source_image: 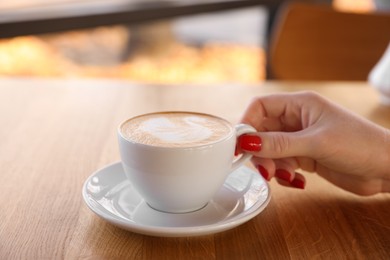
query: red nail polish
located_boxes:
[257,165,270,181]
[291,178,305,189]
[275,169,292,182]
[238,135,262,152]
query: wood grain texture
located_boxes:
[0,78,389,259]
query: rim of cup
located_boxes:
[118,111,236,150]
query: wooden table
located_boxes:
[0,78,389,259]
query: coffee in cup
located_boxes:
[118,111,256,213]
[120,112,233,147]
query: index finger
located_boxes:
[240,91,322,132]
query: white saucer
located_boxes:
[82,162,271,237]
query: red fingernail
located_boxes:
[275,169,292,182]
[291,178,305,189]
[257,165,270,181]
[238,135,262,152]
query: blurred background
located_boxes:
[0,0,387,84]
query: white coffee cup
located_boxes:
[118,111,256,213]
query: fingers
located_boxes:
[238,92,326,191]
[276,172,306,189]
[251,157,275,181]
[238,130,309,190]
[240,91,323,132]
[251,157,306,189]
[237,131,312,159]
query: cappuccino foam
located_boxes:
[120,112,233,147]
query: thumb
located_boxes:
[238,131,310,158]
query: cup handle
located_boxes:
[231,123,257,172]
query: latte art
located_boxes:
[140,116,213,143]
[120,112,233,147]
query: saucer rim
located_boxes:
[82,161,271,237]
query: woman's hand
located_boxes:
[238,91,390,195]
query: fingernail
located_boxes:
[275,169,292,182]
[291,178,305,189]
[238,135,262,152]
[257,165,270,181]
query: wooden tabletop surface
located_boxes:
[0,78,389,259]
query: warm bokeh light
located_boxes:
[0,0,374,83]
[116,43,264,84]
[0,36,74,76]
[333,0,375,13]
[0,26,265,84]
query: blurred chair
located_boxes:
[267,2,390,81]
